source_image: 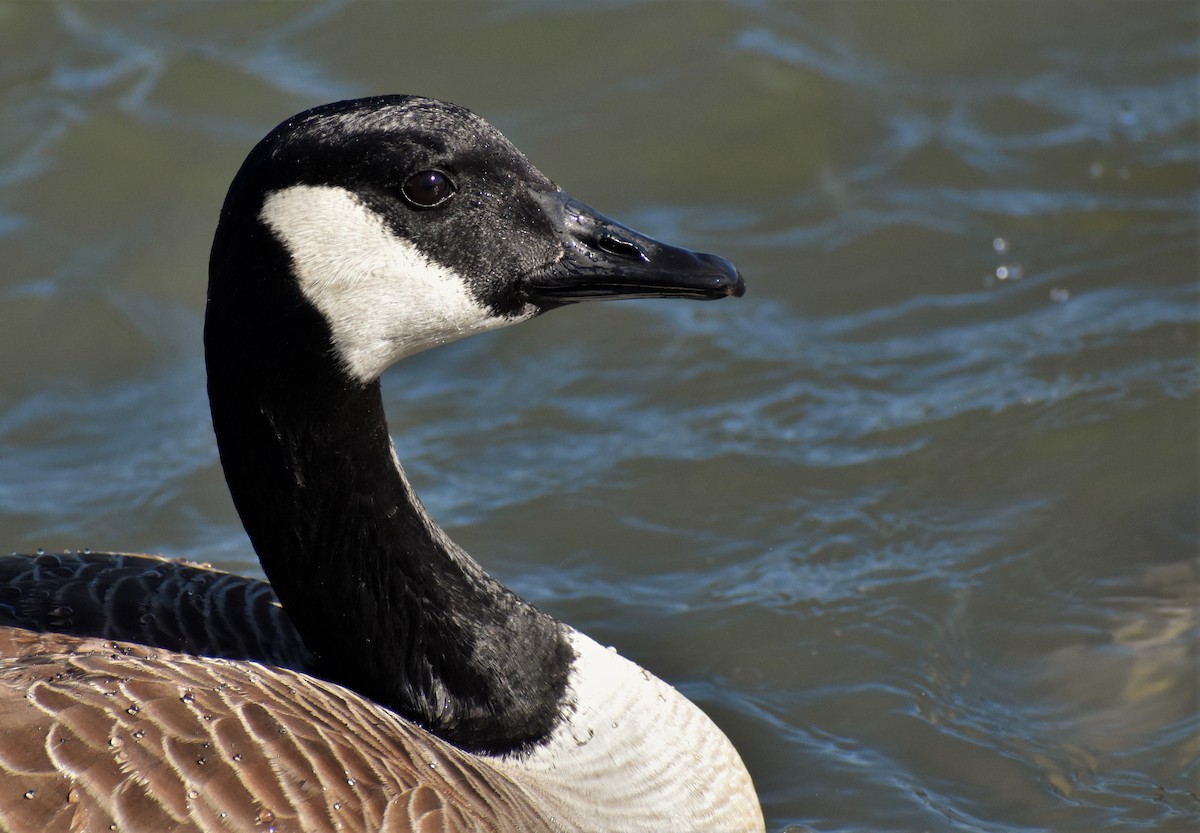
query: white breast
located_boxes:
[496,630,765,832]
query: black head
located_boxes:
[208,94,744,383]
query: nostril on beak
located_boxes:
[595,233,648,262]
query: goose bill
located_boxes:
[526,191,745,303]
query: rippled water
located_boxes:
[1,2,1196,831]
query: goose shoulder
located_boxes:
[0,553,758,831]
[0,551,310,670]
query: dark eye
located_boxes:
[401,170,455,209]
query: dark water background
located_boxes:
[1,2,1196,830]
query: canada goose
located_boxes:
[0,96,764,832]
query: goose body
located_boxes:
[0,96,764,832]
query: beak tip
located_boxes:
[729,270,747,299]
[706,254,745,299]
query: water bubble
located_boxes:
[1050,288,1070,303]
[992,237,1008,253]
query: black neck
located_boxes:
[204,241,570,755]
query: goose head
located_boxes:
[207,95,744,385]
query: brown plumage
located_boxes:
[0,553,553,833]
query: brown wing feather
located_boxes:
[0,629,555,832]
[0,558,557,833]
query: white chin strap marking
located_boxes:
[260,185,531,382]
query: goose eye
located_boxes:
[401,170,455,208]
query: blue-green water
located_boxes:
[1,2,1196,830]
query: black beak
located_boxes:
[525,189,745,305]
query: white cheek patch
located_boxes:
[260,185,533,382]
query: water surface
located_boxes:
[1,2,1196,830]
